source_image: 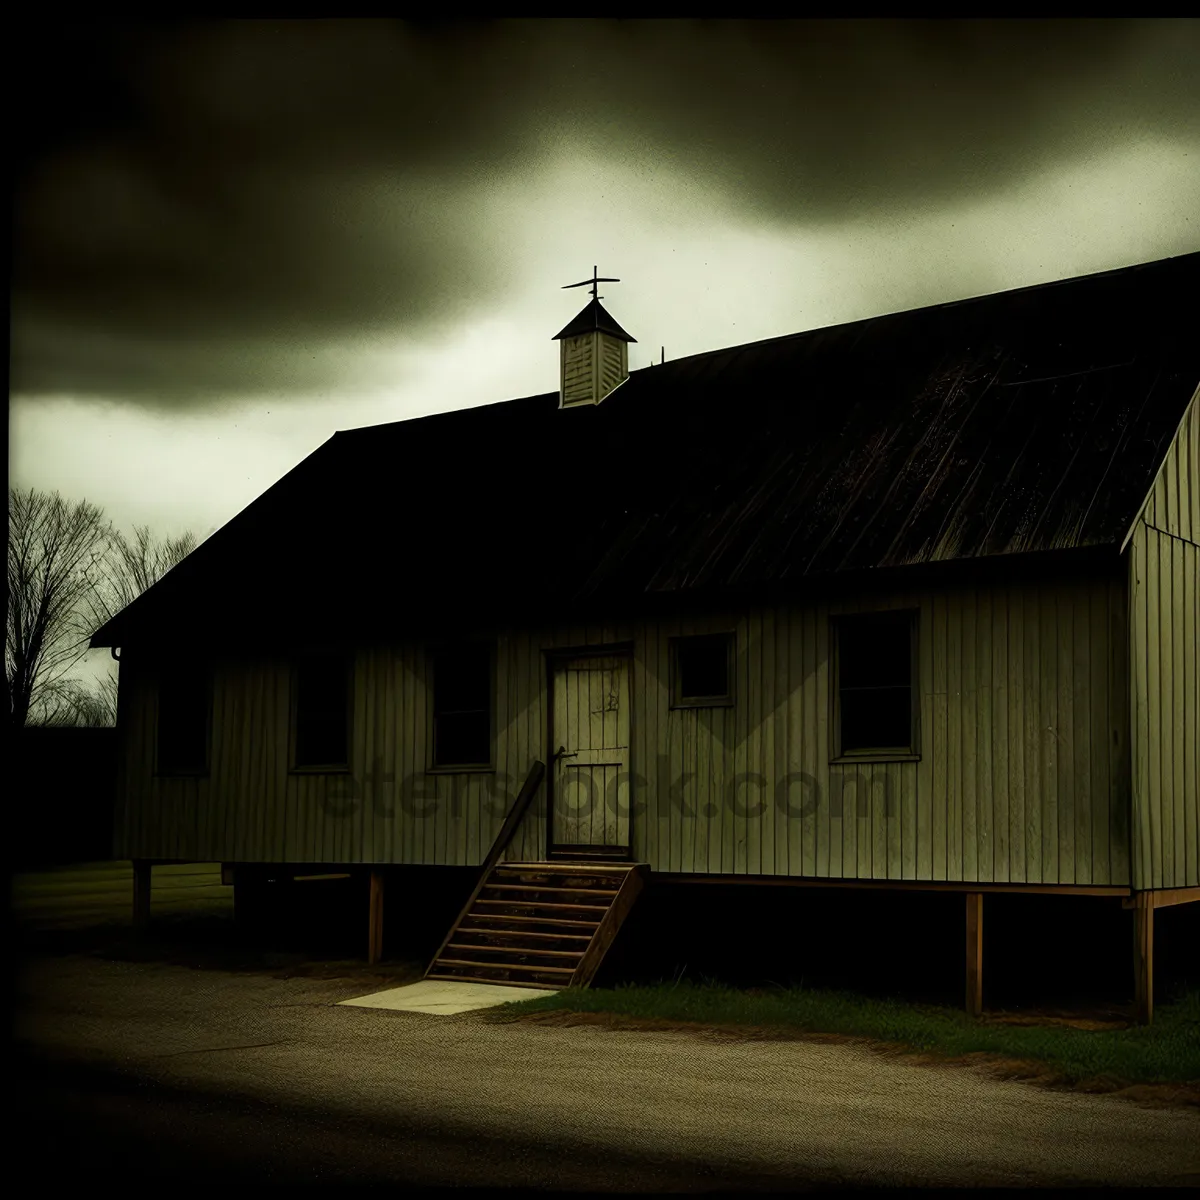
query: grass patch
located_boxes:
[493,980,1200,1088]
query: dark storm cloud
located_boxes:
[12,18,1199,405]
[606,19,1200,217]
[13,20,536,401]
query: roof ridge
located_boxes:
[333,252,1197,438]
[625,250,1200,374]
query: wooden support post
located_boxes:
[132,859,152,928]
[1133,891,1154,1025]
[965,891,983,1017]
[368,868,385,965]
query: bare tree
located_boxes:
[76,524,198,727]
[8,489,198,729]
[36,677,117,727]
[7,488,110,729]
[95,669,121,727]
[91,524,198,625]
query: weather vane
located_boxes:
[562,265,620,302]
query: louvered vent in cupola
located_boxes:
[553,267,637,408]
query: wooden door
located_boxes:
[550,653,631,856]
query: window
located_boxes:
[157,664,210,775]
[293,653,351,770]
[671,633,735,707]
[431,642,493,768]
[832,610,918,759]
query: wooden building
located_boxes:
[91,255,1199,1019]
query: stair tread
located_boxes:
[485,884,619,896]
[457,927,593,941]
[446,942,584,958]
[423,861,644,989]
[495,872,631,880]
[463,914,601,929]
[426,973,566,988]
[474,900,607,913]
[497,871,631,878]
[434,958,576,974]
[500,861,638,870]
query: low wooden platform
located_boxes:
[426,861,647,989]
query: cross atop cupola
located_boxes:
[562,265,620,302]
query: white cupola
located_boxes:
[552,267,637,408]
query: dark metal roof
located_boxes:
[92,252,1200,647]
[552,298,637,342]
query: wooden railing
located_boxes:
[424,758,546,978]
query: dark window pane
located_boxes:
[158,669,209,773]
[295,655,349,767]
[433,643,491,765]
[837,613,915,754]
[840,686,912,752]
[838,613,911,689]
[435,710,490,766]
[296,711,348,767]
[434,645,491,715]
[676,635,731,699]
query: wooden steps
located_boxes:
[426,861,646,989]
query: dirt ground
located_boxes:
[13,947,1200,1187]
[12,862,1200,1187]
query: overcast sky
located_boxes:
[11,17,1200,551]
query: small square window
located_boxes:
[293,653,351,769]
[832,611,918,758]
[432,642,493,768]
[671,633,734,707]
[157,665,210,775]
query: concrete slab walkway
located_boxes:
[338,978,558,1014]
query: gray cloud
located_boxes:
[12,18,1200,406]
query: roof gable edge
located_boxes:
[1119,380,1200,554]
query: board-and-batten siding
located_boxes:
[602,579,1129,885]
[1128,391,1200,890]
[116,576,1132,886]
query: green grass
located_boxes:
[494,980,1200,1087]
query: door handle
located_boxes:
[552,744,578,764]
